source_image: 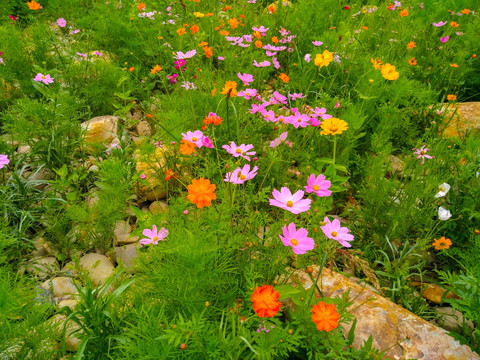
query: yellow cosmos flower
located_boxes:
[370,57,383,70]
[320,118,348,136]
[193,12,205,18]
[380,63,399,80]
[314,50,334,68]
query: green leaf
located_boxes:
[275,285,303,300]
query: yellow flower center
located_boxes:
[439,186,445,192]
[240,174,246,180]
[42,76,46,79]
[331,231,338,237]
[192,137,198,141]
[153,236,158,241]
[236,148,242,154]
[291,239,298,246]
[420,150,425,155]
[286,200,294,207]
[330,126,338,133]
[313,185,320,191]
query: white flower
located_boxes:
[438,206,452,221]
[435,183,451,198]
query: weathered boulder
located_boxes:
[136,120,152,137]
[439,102,480,137]
[79,253,114,286]
[58,299,78,311]
[149,200,170,215]
[435,307,474,333]
[26,257,59,279]
[134,146,172,201]
[114,244,140,272]
[410,282,459,304]
[114,220,138,245]
[294,267,479,360]
[41,277,78,298]
[81,115,118,145]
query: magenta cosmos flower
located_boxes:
[440,36,449,43]
[222,141,256,161]
[412,145,434,165]
[279,223,315,254]
[305,174,332,197]
[181,130,205,148]
[0,154,10,169]
[320,217,354,247]
[34,73,54,85]
[57,18,66,27]
[140,225,169,245]
[237,72,254,86]
[269,187,311,214]
[225,164,258,184]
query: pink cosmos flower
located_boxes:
[34,73,54,85]
[272,56,280,69]
[0,58,5,66]
[238,88,257,100]
[139,225,169,245]
[181,130,204,148]
[412,145,434,165]
[0,154,9,169]
[261,109,276,122]
[432,21,447,27]
[94,51,103,56]
[69,29,80,35]
[289,112,310,128]
[57,18,66,27]
[265,51,277,57]
[225,164,258,184]
[440,36,449,43]
[105,143,121,155]
[252,26,269,33]
[222,141,256,161]
[174,49,197,59]
[253,60,271,67]
[312,41,323,46]
[279,223,315,254]
[289,93,306,101]
[304,174,331,197]
[304,54,312,62]
[243,35,253,43]
[77,52,87,58]
[312,107,333,120]
[270,131,288,148]
[272,91,287,104]
[320,217,354,247]
[269,187,311,214]
[250,102,268,114]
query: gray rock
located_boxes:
[114,244,140,272]
[436,307,474,333]
[41,277,78,298]
[26,257,59,279]
[136,120,152,137]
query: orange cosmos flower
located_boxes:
[432,236,452,250]
[165,169,176,181]
[407,41,416,49]
[150,65,163,74]
[271,36,279,44]
[399,9,409,17]
[219,30,230,36]
[228,18,239,29]
[27,0,41,10]
[311,301,340,331]
[370,57,383,70]
[129,67,135,72]
[450,21,459,28]
[362,26,369,30]
[190,24,199,35]
[268,4,276,14]
[462,9,470,15]
[198,41,209,47]
[137,2,145,11]
[221,81,238,97]
[381,63,399,80]
[408,57,417,66]
[203,46,213,58]
[450,63,458,68]
[253,31,262,39]
[255,40,263,48]
[180,140,197,155]
[446,94,457,101]
[251,285,281,318]
[187,178,216,208]
[177,27,186,36]
[279,73,290,83]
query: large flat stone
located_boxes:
[294,267,479,360]
[439,102,480,137]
